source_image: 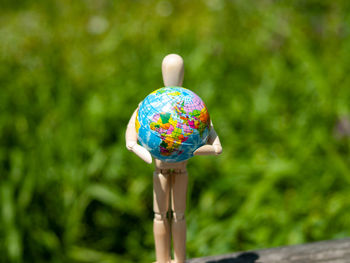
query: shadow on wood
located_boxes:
[205,252,259,263]
[188,238,350,263]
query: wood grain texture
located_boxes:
[187,238,350,263]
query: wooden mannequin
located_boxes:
[125,54,222,263]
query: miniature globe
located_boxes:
[136,87,211,162]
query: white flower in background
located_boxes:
[156,1,173,17]
[206,0,223,11]
[87,16,109,35]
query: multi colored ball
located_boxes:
[136,87,211,162]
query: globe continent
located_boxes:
[136,87,211,162]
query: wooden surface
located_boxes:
[187,238,350,263]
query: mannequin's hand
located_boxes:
[125,108,153,164]
[193,123,222,156]
[193,144,221,156]
[126,141,152,164]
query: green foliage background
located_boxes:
[1,0,350,262]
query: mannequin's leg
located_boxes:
[153,169,171,263]
[170,169,188,263]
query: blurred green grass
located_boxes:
[1,0,350,262]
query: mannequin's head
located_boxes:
[162,54,184,87]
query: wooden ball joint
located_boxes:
[125,54,222,263]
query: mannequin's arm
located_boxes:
[193,122,222,156]
[125,108,152,164]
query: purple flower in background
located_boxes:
[334,116,350,139]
